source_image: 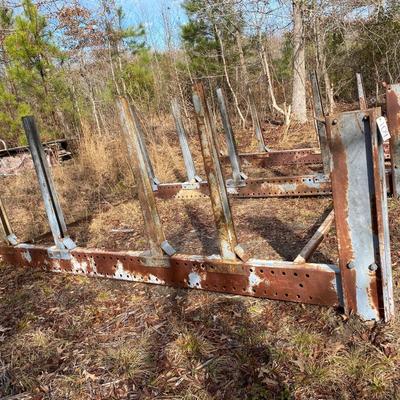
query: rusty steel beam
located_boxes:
[0,197,17,245]
[310,71,331,175]
[171,98,201,183]
[216,88,246,186]
[220,148,323,168]
[22,116,76,256]
[220,145,391,169]
[294,210,334,264]
[0,244,341,307]
[356,73,367,110]
[370,108,394,321]
[117,97,175,257]
[193,83,243,261]
[386,83,400,198]
[326,109,393,321]
[155,175,332,200]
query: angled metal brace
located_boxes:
[117,97,175,257]
[0,197,17,245]
[386,83,400,198]
[171,98,201,183]
[22,116,76,258]
[216,88,247,187]
[294,209,334,264]
[310,71,331,175]
[248,86,270,152]
[193,83,247,261]
[326,109,394,321]
[129,104,159,190]
[356,73,367,110]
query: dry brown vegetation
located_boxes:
[1,118,400,399]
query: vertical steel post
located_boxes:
[386,83,400,198]
[0,197,17,245]
[130,104,159,189]
[117,97,175,257]
[22,116,76,254]
[356,73,367,110]
[248,87,269,152]
[310,71,331,175]
[326,108,394,321]
[216,88,246,186]
[171,99,201,183]
[370,108,394,321]
[192,83,244,261]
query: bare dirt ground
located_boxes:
[1,119,400,399]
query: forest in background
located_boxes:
[0,0,400,146]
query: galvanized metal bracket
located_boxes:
[129,104,160,190]
[22,116,76,259]
[0,197,17,246]
[216,88,248,186]
[171,98,202,183]
[326,109,394,321]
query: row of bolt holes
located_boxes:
[74,256,312,297]
[75,255,313,279]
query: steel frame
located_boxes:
[0,87,394,321]
[386,83,400,197]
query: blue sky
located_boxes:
[85,0,187,50]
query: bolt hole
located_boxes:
[299,283,304,288]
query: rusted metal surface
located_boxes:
[356,73,367,110]
[117,97,175,257]
[294,209,334,264]
[171,98,201,183]
[193,83,241,261]
[221,148,323,168]
[23,116,76,255]
[154,172,396,200]
[221,147,391,169]
[386,83,400,198]
[370,108,394,321]
[216,88,246,186]
[0,244,341,307]
[327,109,393,321]
[310,71,331,175]
[0,197,17,245]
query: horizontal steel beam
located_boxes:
[155,175,332,200]
[0,244,341,307]
[221,146,391,169]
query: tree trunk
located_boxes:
[214,25,245,126]
[314,14,335,113]
[291,0,307,123]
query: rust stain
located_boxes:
[0,245,340,307]
[326,115,357,314]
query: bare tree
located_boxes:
[291,0,307,123]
